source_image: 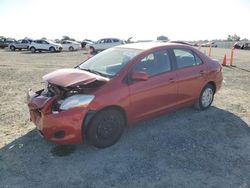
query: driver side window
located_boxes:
[134,50,171,77]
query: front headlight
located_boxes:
[59,95,95,110]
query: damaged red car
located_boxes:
[27,42,223,148]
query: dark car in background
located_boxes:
[8,39,33,51]
[242,42,250,50]
[0,38,16,49]
[234,42,250,50]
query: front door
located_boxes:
[128,49,178,121]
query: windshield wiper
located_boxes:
[80,68,111,78]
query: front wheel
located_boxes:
[195,84,215,110]
[69,46,74,51]
[10,46,15,51]
[30,47,36,53]
[49,47,56,53]
[87,109,125,148]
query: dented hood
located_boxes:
[43,68,109,87]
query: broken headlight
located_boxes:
[59,95,95,110]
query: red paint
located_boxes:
[43,68,109,87]
[27,43,223,144]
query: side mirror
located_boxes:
[132,71,149,81]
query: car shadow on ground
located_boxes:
[21,51,60,54]
[0,107,250,188]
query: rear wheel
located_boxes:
[195,84,215,110]
[30,47,36,53]
[69,46,74,51]
[49,47,56,53]
[87,109,125,148]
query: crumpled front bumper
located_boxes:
[26,89,87,144]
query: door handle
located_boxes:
[169,78,175,83]
[199,70,205,74]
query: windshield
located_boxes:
[79,47,142,78]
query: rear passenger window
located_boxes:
[134,50,171,77]
[173,49,196,69]
[194,53,203,65]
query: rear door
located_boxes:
[41,40,50,50]
[171,48,208,104]
[105,39,113,49]
[21,40,29,48]
[62,41,69,50]
[112,39,122,46]
[16,40,22,48]
[95,39,105,50]
[128,49,178,121]
[35,40,43,49]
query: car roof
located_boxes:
[99,38,120,40]
[116,42,189,50]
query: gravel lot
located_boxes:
[0,48,249,187]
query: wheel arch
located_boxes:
[89,46,95,51]
[82,105,127,138]
[206,81,216,93]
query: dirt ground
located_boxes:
[0,47,249,188]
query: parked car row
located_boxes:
[197,42,218,48]
[3,37,125,53]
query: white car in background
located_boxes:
[61,40,82,51]
[29,39,62,53]
[86,38,125,52]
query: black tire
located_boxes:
[18,49,21,51]
[49,47,56,53]
[87,109,125,148]
[69,46,74,51]
[10,46,16,51]
[194,84,215,110]
[30,47,36,53]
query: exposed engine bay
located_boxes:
[39,80,105,112]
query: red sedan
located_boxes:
[27,42,223,148]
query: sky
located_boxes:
[0,0,250,41]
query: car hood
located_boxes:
[43,68,109,87]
